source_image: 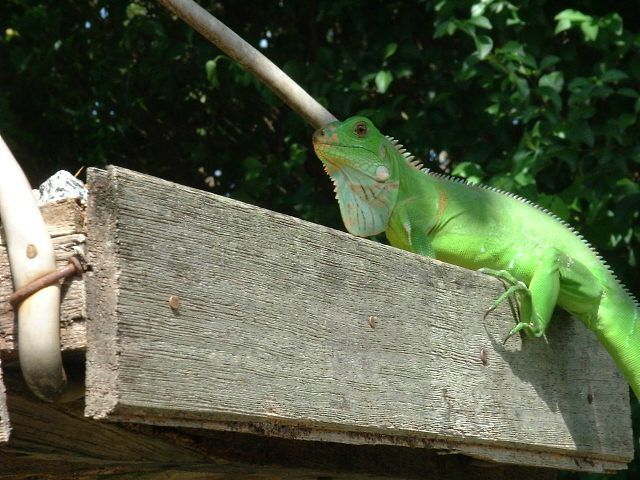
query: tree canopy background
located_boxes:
[1,1,639,476]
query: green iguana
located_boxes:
[312,115,640,398]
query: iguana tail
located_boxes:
[594,292,640,399]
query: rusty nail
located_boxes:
[9,256,85,308]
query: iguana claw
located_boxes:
[503,322,535,344]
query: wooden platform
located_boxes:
[0,166,634,477]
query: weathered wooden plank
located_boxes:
[1,369,557,479]
[0,358,9,443]
[85,166,633,473]
[0,198,86,356]
[4,391,206,464]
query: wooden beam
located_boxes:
[1,368,558,479]
[3,374,206,464]
[0,198,87,358]
[84,166,632,473]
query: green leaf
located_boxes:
[474,35,493,60]
[539,55,560,70]
[434,20,457,38]
[485,103,500,116]
[538,71,564,93]
[599,13,623,36]
[580,22,599,41]
[581,124,594,147]
[539,89,562,111]
[126,2,148,18]
[521,53,537,70]
[452,161,484,184]
[242,155,262,173]
[205,60,217,85]
[459,54,480,81]
[499,40,523,55]
[514,168,535,187]
[205,55,225,88]
[568,77,590,91]
[555,9,592,24]
[539,194,571,220]
[554,19,572,34]
[434,0,447,12]
[468,16,492,30]
[602,69,628,83]
[375,70,393,93]
[592,85,614,99]
[617,88,638,98]
[513,76,530,100]
[383,42,398,59]
[554,9,595,38]
[470,2,486,17]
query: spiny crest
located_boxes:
[384,136,639,307]
[322,165,340,198]
[386,135,426,173]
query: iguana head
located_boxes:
[312,116,400,237]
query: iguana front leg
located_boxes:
[409,224,435,257]
[386,203,436,257]
[480,248,603,341]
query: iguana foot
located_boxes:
[479,268,537,342]
[479,268,530,318]
[503,321,535,344]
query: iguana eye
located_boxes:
[354,121,368,137]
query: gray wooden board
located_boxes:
[85,166,633,473]
[0,198,86,356]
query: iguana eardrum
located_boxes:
[312,115,640,398]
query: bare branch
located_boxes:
[157,0,338,128]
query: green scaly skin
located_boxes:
[312,115,640,399]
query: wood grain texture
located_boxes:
[0,198,86,356]
[85,166,633,473]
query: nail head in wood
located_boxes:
[169,295,181,311]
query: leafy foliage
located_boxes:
[1,1,639,476]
